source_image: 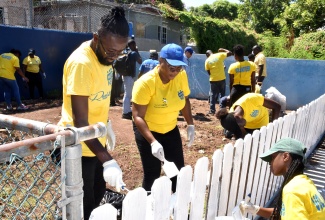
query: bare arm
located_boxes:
[180,97,194,125]
[207,70,211,75]
[132,102,156,144]
[257,207,274,218]
[233,106,247,138]
[218,48,233,57]
[251,71,256,92]
[263,97,281,121]
[258,64,264,78]
[71,95,112,163]
[15,67,28,82]
[229,74,234,92]
[39,63,45,73]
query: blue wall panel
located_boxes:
[1,25,324,110]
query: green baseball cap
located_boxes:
[259,138,306,162]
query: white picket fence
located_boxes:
[95,93,325,220]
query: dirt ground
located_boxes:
[0,98,229,190]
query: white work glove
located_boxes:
[103,159,124,189]
[187,125,195,147]
[239,200,260,216]
[151,140,165,161]
[43,72,46,79]
[105,120,116,151]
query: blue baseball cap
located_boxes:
[185,46,194,55]
[160,43,187,66]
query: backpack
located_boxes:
[113,52,131,76]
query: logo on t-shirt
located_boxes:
[162,98,167,104]
[178,90,184,100]
[311,193,325,211]
[250,110,259,117]
[107,68,113,86]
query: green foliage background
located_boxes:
[158,3,325,60]
[159,4,258,54]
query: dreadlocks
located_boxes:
[98,6,129,38]
[271,153,305,220]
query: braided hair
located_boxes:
[98,6,129,38]
[270,153,305,220]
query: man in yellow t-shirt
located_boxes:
[216,93,280,139]
[132,43,195,192]
[252,45,267,84]
[205,48,232,115]
[57,7,129,219]
[0,49,29,110]
[22,49,46,99]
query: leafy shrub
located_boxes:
[289,31,325,60]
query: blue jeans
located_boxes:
[0,77,22,106]
[122,76,134,114]
[209,80,226,112]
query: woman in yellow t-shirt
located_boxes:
[22,49,46,99]
[132,43,195,192]
[240,138,325,220]
[228,44,256,106]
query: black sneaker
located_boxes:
[122,112,132,120]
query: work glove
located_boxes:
[103,159,124,190]
[239,200,260,216]
[187,125,195,147]
[43,72,46,79]
[105,120,116,151]
[151,140,165,161]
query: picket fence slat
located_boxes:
[189,157,209,220]
[227,139,244,215]
[237,134,253,205]
[122,188,147,220]
[174,165,193,220]
[217,144,234,217]
[150,176,172,220]
[206,149,223,220]
[245,130,260,202]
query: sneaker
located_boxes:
[206,110,215,116]
[122,112,132,120]
[6,105,13,111]
[17,104,28,110]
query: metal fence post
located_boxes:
[65,143,83,219]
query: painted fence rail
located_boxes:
[96,93,325,220]
[0,94,324,219]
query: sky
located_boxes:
[182,0,240,8]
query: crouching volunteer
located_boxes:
[132,43,195,192]
[216,93,281,139]
[58,7,128,220]
[240,138,325,219]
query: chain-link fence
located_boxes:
[0,0,156,33]
[0,114,107,219]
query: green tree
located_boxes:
[190,0,238,21]
[238,0,290,35]
[275,0,325,36]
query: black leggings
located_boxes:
[230,85,251,106]
[82,156,106,220]
[26,71,43,99]
[133,123,184,192]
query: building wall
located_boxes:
[0,25,324,110]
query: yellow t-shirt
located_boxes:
[228,61,256,86]
[254,52,267,77]
[230,93,268,129]
[58,41,113,157]
[132,66,190,134]
[23,55,41,73]
[0,52,20,80]
[281,174,325,219]
[204,52,227,81]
